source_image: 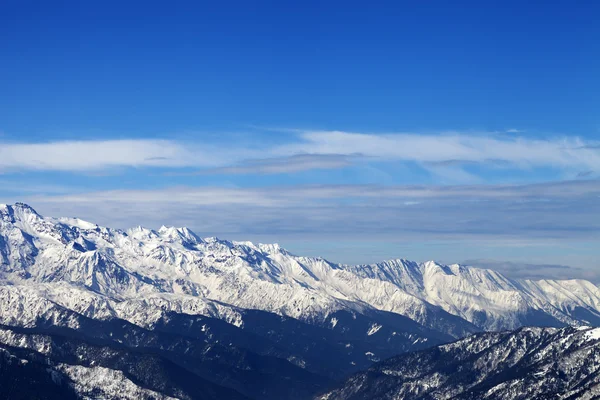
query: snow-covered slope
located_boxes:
[3,202,600,399]
[2,202,600,338]
[318,325,600,400]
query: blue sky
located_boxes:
[1,1,599,280]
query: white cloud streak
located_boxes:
[1,131,599,178]
[7,180,599,280]
[282,131,600,171]
[195,154,356,175]
[0,139,243,172]
[15,180,600,238]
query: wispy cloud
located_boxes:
[5,179,596,279]
[0,139,250,172]
[1,132,600,182]
[16,179,600,240]
[0,180,78,195]
[195,154,358,175]
[282,130,600,171]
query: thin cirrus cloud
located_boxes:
[195,154,358,175]
[19,179,600,238]
[0,139,242,172]
[0,132,599,180]
[282,131,600,170]
[11,179,600,280]
[3,132,599,281]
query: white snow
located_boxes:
[58,364,178,400]
[2,202,600,338]
[367,323,382,336]
[584,328,600,342]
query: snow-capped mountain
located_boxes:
[318,325,600,399]
[2,202,599,336]
[2,202,600,399]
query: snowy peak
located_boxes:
[1,203,76,246]
[157,225,202,246]
[0,202,41,219]
[3,202,600,400]
[126,225,158,240]
[0,202,42,228]
[54,216,99,231]
[2,202,600,337]
[346,258,424,293]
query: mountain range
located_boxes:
[319,325,600,399]
[1,202,599,399]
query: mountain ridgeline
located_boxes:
[1,202,600,399]
[319,326,600,400]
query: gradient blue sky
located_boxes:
[1,1,599,280]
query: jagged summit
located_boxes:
[2,202,600,399]
[2,202,44,217]
[1,202,41,221]
[2,202,600,338]
[158,225,203,245]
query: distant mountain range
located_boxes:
[2,202,600,399]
